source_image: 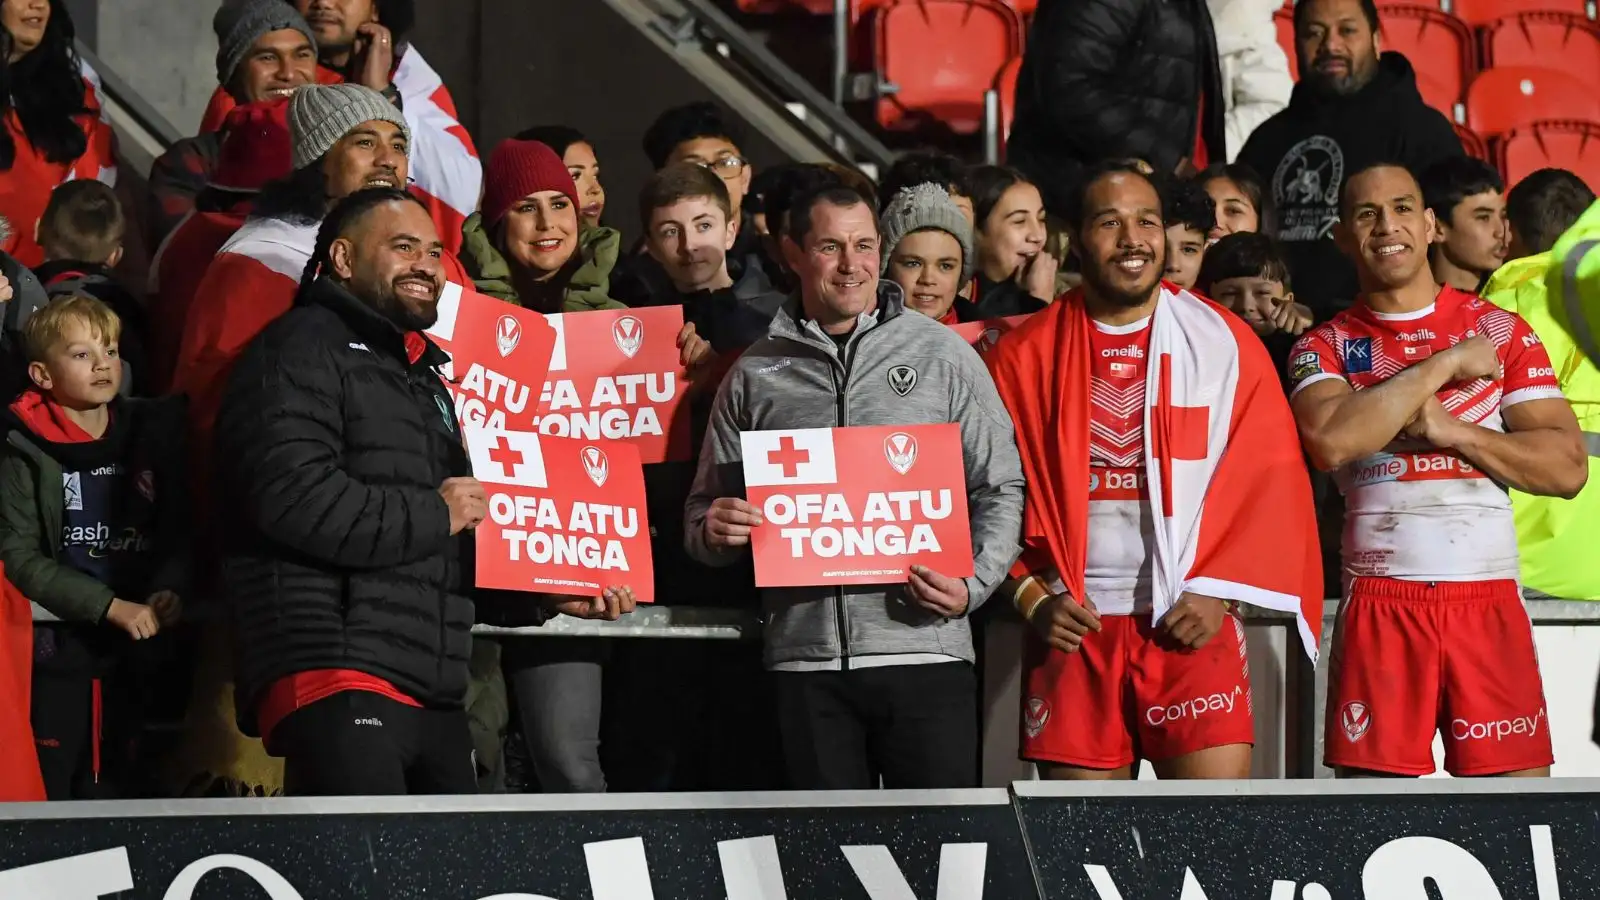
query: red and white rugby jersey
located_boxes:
[1288,286,1565,581]
[1080,315,1156,614]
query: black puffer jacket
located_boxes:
[215,276,473,733]
[1008,0,1226,214]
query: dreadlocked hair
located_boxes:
[0,0,90,169]
[297,187,426,295]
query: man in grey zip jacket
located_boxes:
[684,184,1025,790]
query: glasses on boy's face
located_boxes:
[694,156,747,180]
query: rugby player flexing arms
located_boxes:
[1290,163,1587,778]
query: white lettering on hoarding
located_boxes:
[0,838,989,900]
[1085,825,1563,900]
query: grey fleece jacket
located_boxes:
[684,281,1025,668]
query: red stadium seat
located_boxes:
[868,0,1023,133]
[1465,66,1600,135]
[1449,0,1591,25]
[997,54,1023,145]
[1498,120,1600,190]
[1454,122,1491,160]
[1377,4,1474,112]
[1480,12,1600,72]
[1276,4,1300,81]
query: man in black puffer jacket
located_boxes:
[215,188,633,796]
[1007,0,1225,216]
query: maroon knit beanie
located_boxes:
[482,139,579,225]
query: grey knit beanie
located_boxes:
[880,183,975,285]
[213,0,317,87]
[288,83,411,171]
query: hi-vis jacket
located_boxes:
[1482,200,1600,600]
[684,282,1025,669]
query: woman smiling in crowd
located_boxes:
[460,138,624,313]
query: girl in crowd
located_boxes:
[966,166,1053,317]
[0,0,117,267]
[460,138,625,313]
[513,125,606,230]
[1198,163,1276,240]
[881,183,974,324]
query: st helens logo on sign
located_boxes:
[949,314,1033,356]
[739,424,973,587]
[496,314,521,358]
[467,427,655,601]
[535,306,692,464]
[425,284,558,432]
[612,315,644,359]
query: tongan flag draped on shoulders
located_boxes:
[987,285,1324,660]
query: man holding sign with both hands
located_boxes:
[685,183,1025,791]
[215,188,634,797]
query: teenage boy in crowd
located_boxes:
[686,184,1025,790]
[1162,178,1218,291]
[0,296,190,798]
[614,102,772,305]
[33,182,149,397]
[1419,157,1506,294]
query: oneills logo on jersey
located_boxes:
[884,432,918,475]
[612,315,644,359]
[581,445,610,487]
[495,314,522,358]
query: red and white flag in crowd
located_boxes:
[427,283,559,432]
[535,307,693,464]
[466,427,655,602]
[950,314,1033,356]
[739,424,974,587]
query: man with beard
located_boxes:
[1289,163,1584,778]
[1238,0,1462,320]
[987,162,1322,780]
[213,189,635,795]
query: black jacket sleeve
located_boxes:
[217,336,454,571]
[1026,0,1179,171]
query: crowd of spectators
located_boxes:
[0,0,1593,800]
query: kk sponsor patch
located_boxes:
[1343,337,1374,374]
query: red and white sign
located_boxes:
[949,314,1033,356]
[426,283,559,432]
[467,427,655,602]
[739,424,973,587]
[533,306,692,464]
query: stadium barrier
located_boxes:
[0,780,1594,898]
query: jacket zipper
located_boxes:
[830,336,851,667]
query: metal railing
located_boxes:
[76,39,183,169]
[656,0,895,171]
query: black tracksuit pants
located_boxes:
[774,661,978,790]
[273,691,478,796]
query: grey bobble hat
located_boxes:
[213,0,317,87]
[880,183,975,285]
[288,83,410,171]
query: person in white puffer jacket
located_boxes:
[1209,0,1294,161]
